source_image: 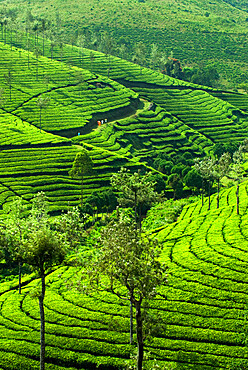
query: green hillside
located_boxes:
[0,181,247,369]
[0,37,247,213]
[3,0,248,88]
[0,3,248,368]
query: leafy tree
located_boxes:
[36,95,50,131]
[24,226,65,370]
[231,147,245,215]
[32,19,39,46]
[90,51,94,72]
[101,32,115,78]
[147,173,166,194]
[118,43,127,60]
[77,34,86,65]
[111,168,159,230]
[4,69,13,101]
[194,157,215,209]
[159,53,168,74]
[49,31,56,59]
[87,218,167,370]
[40,18,48,56]
[150,43,160,70]
[212,152,231,208]
[132,42,146,74]
[184,168,202,194]
[167,173,183,199]
[69,149,93,207]
[21,192,66,370]
[34,46,41,80]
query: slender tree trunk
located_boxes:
[39,270,46,370]
[130,298,133,345]
[134,190,137,229]
[10,29,12,50]
[43,34,45,56]
[36,56,39,81]
[39,108,42,131]
[139,203,142,232]
[236,183,239,215]
[135,301,143,370]
[27,37,30,69]
[208,181,211,211]
[18,261,22,294]
[217,178,220,209]
[81,176,84,207]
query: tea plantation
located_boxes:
[0,28,248,369]
[0,181,248,369]
[0,36,248,214]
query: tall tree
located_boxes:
[34,46,41,80]
[4,69,13,102]
[150,43,160,70]
[24,226,65,370]
[111,168,159,230]
[69,149,93,207]
[40,18,48,56]
[101,32,115,78]
[132,42,146,74]
[89,51,94,72]
[36,95,50,132]
[111,168,160,344]
[77,34,86,66]
[87,218,167,370]
[232,147,245,215]
[24,192,65,370]
[194,157,215,209]
[212,152,231,209]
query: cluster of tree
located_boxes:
[0,193,72,370]
[183,64,220,87]
[152,151,194,199]
[193,139,248,214]
[0,169,167,370]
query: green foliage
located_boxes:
[142,198,193,231]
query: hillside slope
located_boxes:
[0,39,248,213]
[0,181,247,368]
[3,0,248,87]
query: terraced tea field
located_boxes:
[0,181,248,369]
[1,36,248,214]
[0,43,145,214]
[0,22,248,369]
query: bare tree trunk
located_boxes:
[208,181,211,211]
[39,108,42,131]
[39,271,46,370]
[130,298,133,345]
[135,301,143,370]
[201,178,204,206]
[236,183,239,215]
[18,261,22,294]
[43,34,45,56]
[81,176,84,207]
[27,37,30,69]
[134,190,137,229]
[217,178,220,209]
